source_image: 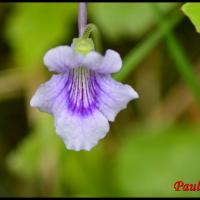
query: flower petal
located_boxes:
[30,69,110,151]
[43,46,83,73]
[95,74,139,122]
[83,49,122,74]
[55,109,109,151]
[30,73,69,114]
[30,64,138,151]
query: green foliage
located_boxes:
[114,9,183,81]
[7,121,200,197]
[5,3,77,69]
[152,4,200,105]
[115,125,200,197]
[90,3,178,41]
[182,3,200,33]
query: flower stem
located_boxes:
[82,24,97,39]
[78,3,87,37]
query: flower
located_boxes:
[30,39,139,151]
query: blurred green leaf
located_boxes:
[90,3,178,41]
[114,10,183,81]
[152,4,200,106]
[182,3,200,33]
[115,124,200,197]
[5,3,77,69]
[58,144,112,197]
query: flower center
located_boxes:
[73,38,94,55]
[67,67,99,116]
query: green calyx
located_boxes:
[73,23,98,55]
[73,38,94,55]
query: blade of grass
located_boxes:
[151,3,200,106]
[113,10,183,81]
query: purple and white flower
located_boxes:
[30,42,139,151]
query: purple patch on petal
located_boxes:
[65,67,99,116]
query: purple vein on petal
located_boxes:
[64,67,100,117]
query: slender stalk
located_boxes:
[78,3,87,37]
[78,3,102,52]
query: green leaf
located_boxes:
[182,3,200,33]
[5,3,77,70]
[90,3,178,41]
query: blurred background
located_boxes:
[0,2,200,197]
